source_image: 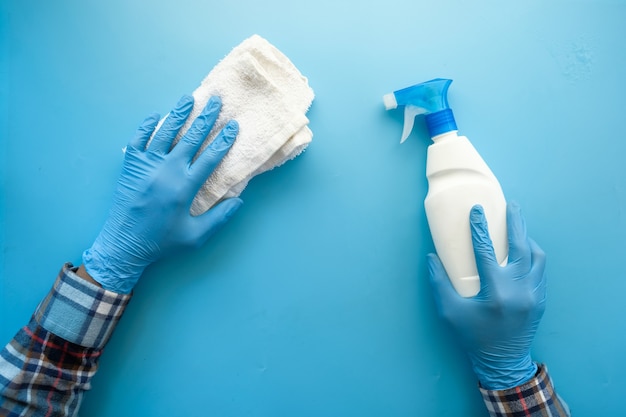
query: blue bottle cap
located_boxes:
[425,108,457,138]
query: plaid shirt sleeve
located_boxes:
[0,263,131,417]
[480,364,571,417]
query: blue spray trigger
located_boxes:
[384,78,458,142]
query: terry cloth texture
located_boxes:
[162,34,314,215]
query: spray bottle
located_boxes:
[383,78,507,297]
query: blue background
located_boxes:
[1,1,625,415]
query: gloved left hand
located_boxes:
[427,202,547,390]
[83,95,242,294]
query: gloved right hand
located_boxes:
[427,202,547,390]
[83,95,242,294]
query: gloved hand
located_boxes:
[83,95,242,294]
[427,202,546,390]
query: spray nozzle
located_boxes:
[383,78,457,143]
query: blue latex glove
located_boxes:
[427,202,546,390]
[83,95,242,294]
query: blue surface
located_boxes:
[2,1,626,415]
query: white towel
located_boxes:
[167,34,315,215]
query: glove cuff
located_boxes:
[471,354,537,391]
[82,242,145,294]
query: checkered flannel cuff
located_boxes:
[480,364,570,417]
[33,263,131,349]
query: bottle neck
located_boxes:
[431,130,459,143]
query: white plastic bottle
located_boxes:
[384,79,507,297]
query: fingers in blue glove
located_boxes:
[527,238,547,302]
[174,96,223,159]
[188,120,239,187]
[506,201,532,274]
[128,113,160,150]
[469,205,500,291]
[470,205,498,270]
[147,94,195,154]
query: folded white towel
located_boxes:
[167,34,314,215]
